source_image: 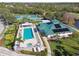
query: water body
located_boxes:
[23,28,34,40]
[75,20,79,29]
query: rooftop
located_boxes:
[37,19,74,36]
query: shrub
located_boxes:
[20,49,47,56]
[4,24,18,49]
[4,34,14,41]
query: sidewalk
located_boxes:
[42,37,52,56]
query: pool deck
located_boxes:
[15,22,45,51]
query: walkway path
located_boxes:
[70,26,79,32]
[42,37,52,56]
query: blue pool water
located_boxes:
[75,20,79,29]
[15,15,42,20]
[15,16,22,19]
[23,28,34,40]
[29,15,40,20]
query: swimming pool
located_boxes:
[15,16,22,19]
[15,15,42,21]
[23,28,34,40]
[28,15,41,20]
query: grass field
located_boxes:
[49,32,79,56]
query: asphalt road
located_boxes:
[0,19,5,40]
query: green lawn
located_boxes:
[4,24,18,49]
[49,32,79,56]
[20,49,47,56]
